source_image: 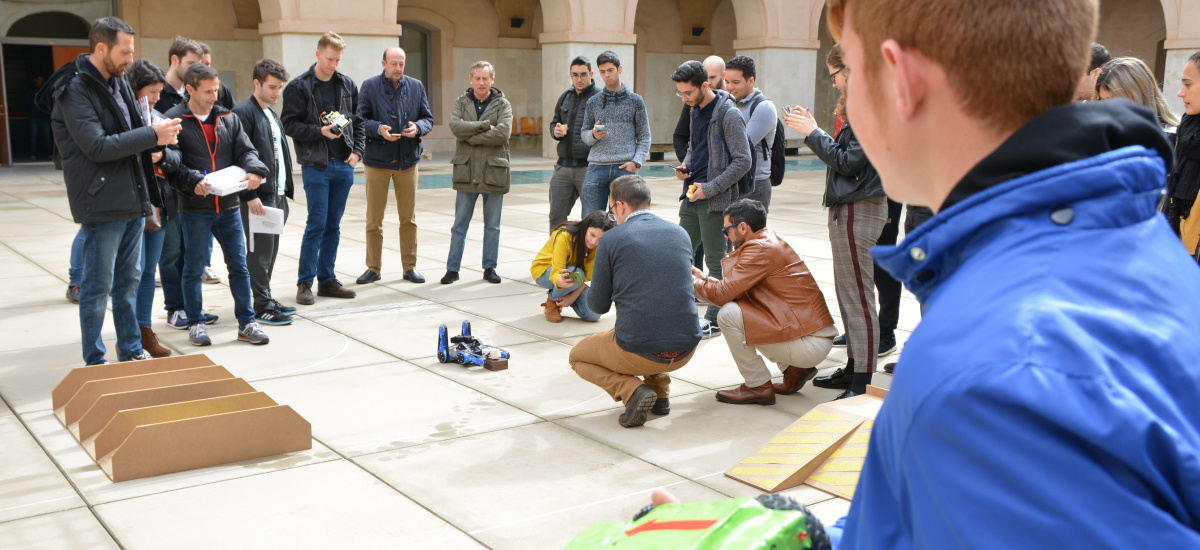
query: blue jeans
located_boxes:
[137,226,166,327]
[180,210,254,327]
[68,229,86,286]
[535,266,601,322]
[299,159,355,286]
[446,191,503,272]
[582,164,632,217]
[159,215,184,313]
[79,218,144,364]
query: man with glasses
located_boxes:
[548,56,601,231]
[693,199,837,405]
[672,60,753,339]
[570,175,700,428]
[580,51,651,216]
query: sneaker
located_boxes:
[255,308,294,326]
[832,334,846,347]
[238,322,270,345]
[155,276,161,288]
[201,311,219,325]
[878,332,897,357]
[128,350,153,361]
[202,266,221,284]
[699,318,721,340]
[168,309,189,329]
[270,300,297,315]
[66,285,80,304]
[188,323,212,346]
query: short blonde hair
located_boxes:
[317,31,346,52]
[827,0,1098,133]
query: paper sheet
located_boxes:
[247,206,285,252]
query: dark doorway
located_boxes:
[3,44,56,162]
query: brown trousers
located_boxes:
[364,164,418,272]
[570,329,695,404]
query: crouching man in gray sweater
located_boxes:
[569,175,702,428]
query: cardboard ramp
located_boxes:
[51,355,311,482]
[725,386,886,500]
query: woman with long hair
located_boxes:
[530,210,615,322]
[1094,57,1180,132]
[783,44,889,399]
[127,59,180,357]
[1167,51,1200,258]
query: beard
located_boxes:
[105,55,128,78]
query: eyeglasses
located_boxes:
[722,222,741,236]
[828,68,844,83]
[606,205,617,222]
[570,72,591,79]
[675,87,700,99]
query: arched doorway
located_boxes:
[2,11,92,164]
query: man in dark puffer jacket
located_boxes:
[165,63,269,347]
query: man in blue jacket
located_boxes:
[814,0,1200,548]
[356,46,434,286]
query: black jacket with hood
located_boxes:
[164,101,268,213]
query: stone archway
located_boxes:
[4,11,90,38]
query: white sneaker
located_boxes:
[168,309,189,329]
[699,318,722,340]
[188,323,212,346]
[237,322,269,345]
[129,350,153,361]
[202,267,221,284]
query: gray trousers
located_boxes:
[742,178,772,212]
[548,164,588,231]
[240,196,289,312]
[829,195,887,373]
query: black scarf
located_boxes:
[1169,114,1200,210]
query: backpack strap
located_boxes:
[746,95,770,161]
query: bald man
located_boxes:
[357,46,435,285]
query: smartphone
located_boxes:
[783,106,793,115]
[568,271,584,284]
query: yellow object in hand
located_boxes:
[687,184,697,198]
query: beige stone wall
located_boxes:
[140,38,263,106]
[0,0,109,37]
[449,46,542,151]
[1096,0,1167,74]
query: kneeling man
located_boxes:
[569,175,701,428]
[694,199,837,405]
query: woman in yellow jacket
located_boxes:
[530,210,614,322]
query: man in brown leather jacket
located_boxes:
[693,199,837,405]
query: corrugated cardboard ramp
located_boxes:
[52,354,311,482]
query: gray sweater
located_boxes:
[580,84,651,167]
[588,211,701,354]
[683,90,753,212]
[734,89,777,183]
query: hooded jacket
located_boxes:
[682,89,753,213]
[164,101,269,213]
[280,65,365,170]
[52,54,157,224]
[448,87,512,194]
[550,80,599,166]
[830,101,1200,550]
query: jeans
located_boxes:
[137,227,166,327]
[581,164,632,216]
[159,215,185,313]
[68,229,86,286]
[535,266,601,322]
[180,210,255,328]
[678,198,729,322]
[79,218,144,365]
[446,191,503,272]
[299,159,355,286]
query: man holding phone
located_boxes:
[356,46,434,285]
[580,51,651,216]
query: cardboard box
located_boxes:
[50,354,312,483]
[725,386,886,500]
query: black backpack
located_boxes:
[749,96,787,186]
[35,58,79,116]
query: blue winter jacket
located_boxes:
[828,101,1200,549]
[357,73,434,170]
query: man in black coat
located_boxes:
[547,56,600,231]
[233,58,297,326]
[165,63,269,347]
[52,17,181,365]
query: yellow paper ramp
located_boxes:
[89,392,279,460]
[73,378,257,441]
[52,354,216,411]
[97,404,312,482]
[59,366,235,425]
[726,386,887,498]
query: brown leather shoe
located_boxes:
[716,382,776,405]
[296,282,315,305]
[317,279,356,299]
[542,292,562,322]
[139,326,172,358]
[774,366,818,395]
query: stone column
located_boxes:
[1163,45,1198,116]
[735,44,819,143]
[540,36,636,159]
[259,21,404,92]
